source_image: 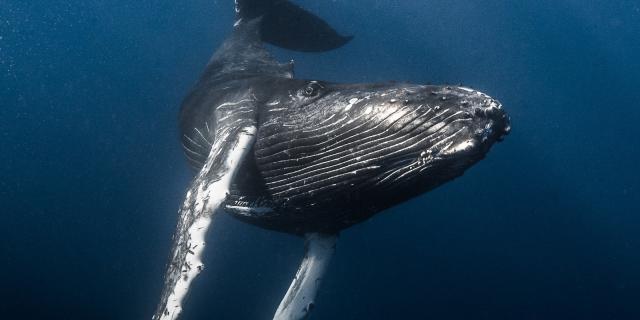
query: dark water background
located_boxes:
[2,0,639,319]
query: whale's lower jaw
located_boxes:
[226,152,480,235]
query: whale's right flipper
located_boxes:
[234,0,353,52]
[274,233,338,320]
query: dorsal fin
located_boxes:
[234,0,353,52]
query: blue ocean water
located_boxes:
[1,0,639,319]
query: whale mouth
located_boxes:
[439,99,510,156]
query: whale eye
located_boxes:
[301,82,322,97]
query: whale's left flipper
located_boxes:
[274,233,338,320]
[153,103,257,320]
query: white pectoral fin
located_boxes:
[274,233,338,320]
[153,126,257,320]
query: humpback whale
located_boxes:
[154,1,510,319]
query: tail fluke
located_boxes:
[235,0,353,52]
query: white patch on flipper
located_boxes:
[157,127,257,320]
[274,233,337,320]
[160,216,210,320]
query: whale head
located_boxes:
[233,79,510,233]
